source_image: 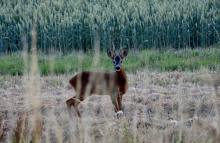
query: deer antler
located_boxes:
[112,43,115,51]
[112,43,116,55]
[119,45,123,55]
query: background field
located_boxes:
[1,0,220,142]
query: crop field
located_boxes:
[0,0,220,53]
[1,0,220,142]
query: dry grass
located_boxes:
[0,71,219,142]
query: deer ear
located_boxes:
[107,48,114,59]
[120,48,128,58]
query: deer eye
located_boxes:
[121,61,122,63]
[113,61,115,64]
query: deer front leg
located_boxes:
[117,95,122,111]
[111,94,123,118]
[115,95,123,117]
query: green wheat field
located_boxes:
[0,0,220,143]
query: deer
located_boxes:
[66,47,128,119]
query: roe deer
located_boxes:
[66,47,128,118]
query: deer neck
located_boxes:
[115,66,127,83]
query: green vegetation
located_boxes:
[123,125,135,143]
[0,48,220,76]
[0,0,220,53]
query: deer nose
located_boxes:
[115,66,120,71]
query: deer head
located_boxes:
[107,46,128,72]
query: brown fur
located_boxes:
[66,49,128,119]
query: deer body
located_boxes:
[66,48,128,119]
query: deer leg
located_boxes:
[111,96,118,112]
[116,95,123,117]
[111,96,123,118]
[66,98,74,119]
[66,97,82,119]
[117,95,122,111]
[73,99,82,118]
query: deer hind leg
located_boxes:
[66,97,82,119]
[66,98,74,119]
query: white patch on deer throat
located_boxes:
[115,69,121,71]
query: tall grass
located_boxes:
[0,0,220,53]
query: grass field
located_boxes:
[0,70,220,142]
[0,47,220,76]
